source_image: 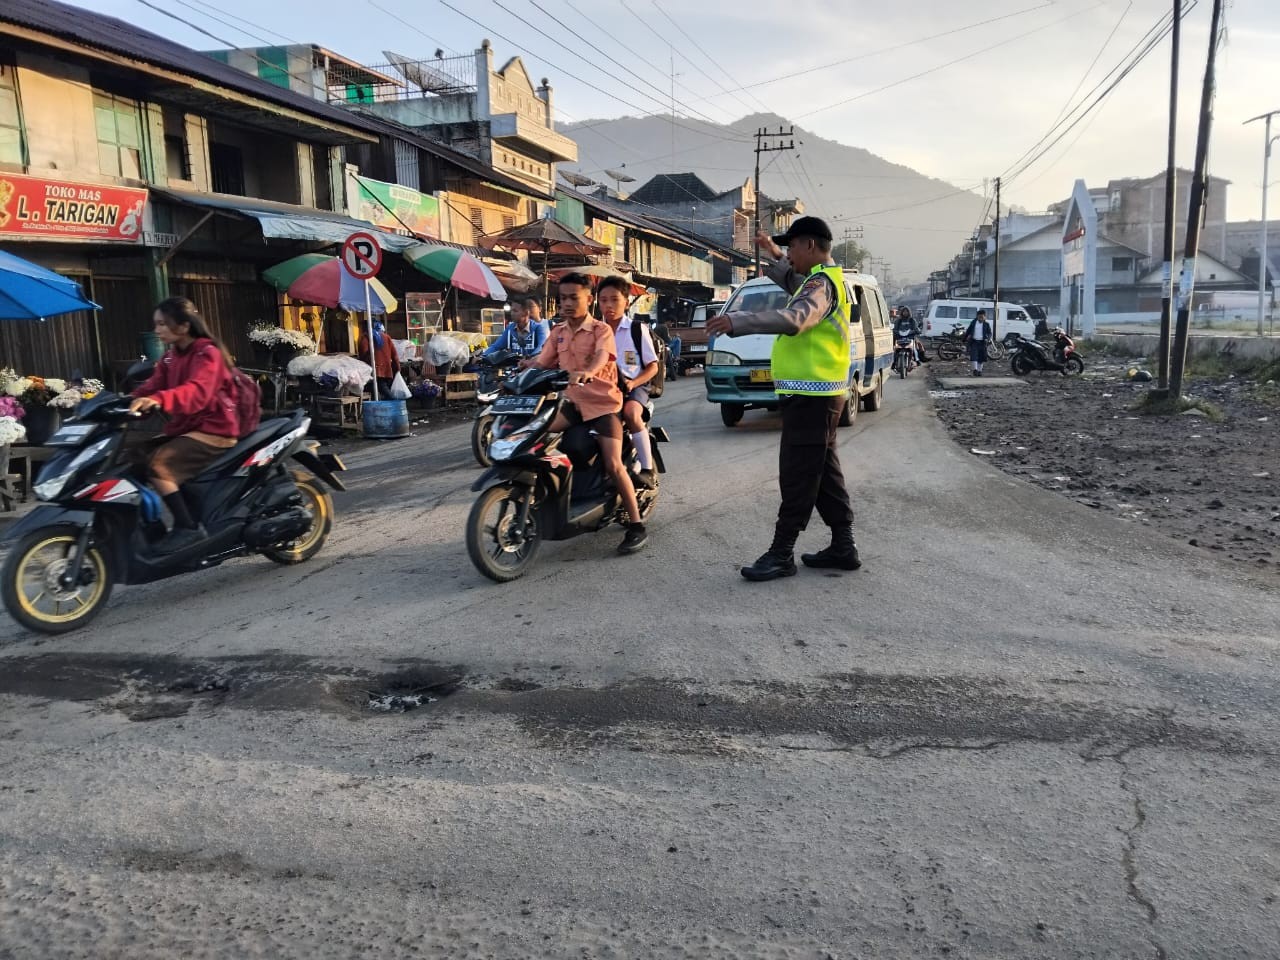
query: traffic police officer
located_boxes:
[706,216,860,581]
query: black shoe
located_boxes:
[618,523,648,555]
[635,469,658,490]
[154,524,207,555]
[801,544,862,571]
[740,550,797,581]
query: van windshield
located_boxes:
[725,288,790,316]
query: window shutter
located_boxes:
[470,206,485,243]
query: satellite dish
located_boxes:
[605,169,636,183]
[560,171,597,187]
[384,50,463,94]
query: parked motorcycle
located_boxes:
[466,368,667,582]
[471,348,524,467]
[1008,333,1084,376]
[892,337,917,379]
[1,392,345,634]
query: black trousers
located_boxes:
[775,394,854,544]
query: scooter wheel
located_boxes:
[1010,355,1033,376]
[262,473,333,565]
[1,525,115,635]
[1063,356,1085,376]
[467,485,543,582]
[471,415,495,468]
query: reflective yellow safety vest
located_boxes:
[771,263,853,396]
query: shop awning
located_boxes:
[151,188,419,252]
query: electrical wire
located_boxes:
[1001,2,1194,185]
[447,0,750,144]
[795,1,1107,121]
[1046,0,1133,130]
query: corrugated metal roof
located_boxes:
[628,173,718,206]
[1,0,383,139]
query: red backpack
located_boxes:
[229,367,262,437]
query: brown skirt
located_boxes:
[149,434,232,487]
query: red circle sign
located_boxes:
[342,231,383,279]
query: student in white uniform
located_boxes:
[597,275,660,489]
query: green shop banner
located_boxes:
[348,173,441,241]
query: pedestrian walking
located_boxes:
[706,217,860,581]
[964,308,992,377]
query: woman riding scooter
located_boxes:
[130,297,241,553]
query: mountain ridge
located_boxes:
[562,112,985,284]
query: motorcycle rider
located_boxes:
[597,275,660,490]
[893,306,928,363]
[1051,326,1075,364]
[484,300,545,359]
[520,273,648,555]
[129,297,241,553]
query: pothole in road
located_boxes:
[364,668,463,713]
[0,653,465,721]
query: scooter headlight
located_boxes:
[33,436,113,501]
[488,408,553,461]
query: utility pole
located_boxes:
[839,225,864,269]
[1155,0,1182,396]
[1169,0,1226,400]
[969,231,979,296]
[753,126,795,275]
[992,176,1001,339]
[1245,109,1280,337]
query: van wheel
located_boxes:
[720,403,745,427]
[838,388,858,427]
[861,372,883,411]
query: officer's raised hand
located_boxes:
[706,312,734,337]
[755,229,784,261]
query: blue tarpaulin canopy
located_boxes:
[0,249,100,320]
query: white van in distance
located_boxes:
[923,299,1039,341]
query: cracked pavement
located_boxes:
[1,375,1278,958]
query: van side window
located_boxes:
[934,305,958,319]
[1009,310,1026,322]
[959,307,977,320]
[873,290,890,328]
[846,284,863,324]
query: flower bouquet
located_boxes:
[0,416,26,446]
[249,324,318,369]
[49,388,83,410]
[4,374,69,444]
[0,396,24,421]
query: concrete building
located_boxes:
[326,43,578,202]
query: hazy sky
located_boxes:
[91,0,1279,221]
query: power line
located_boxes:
[648,1,775,119]
[1047,0,1134,130]
[453,0,749,145]
[795,2,1106,121]
[686,0,1058,106]
[367,0,464,58]
[1000,3,1187,182]
[167,0,289,46]
[1002,3,1193,185]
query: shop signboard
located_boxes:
[0,173,147,242]
[348,172,441,240]
[588,219,625,262]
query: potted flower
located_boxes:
[2,373,67,445]
[248,323,318,370]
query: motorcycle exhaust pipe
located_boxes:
[243,508,312,548]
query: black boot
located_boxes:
[801,524,862,571]
[741,531,798,582]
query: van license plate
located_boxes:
[750,368,772,383]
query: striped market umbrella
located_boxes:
[262,253,398,314]
[402,243,507,301]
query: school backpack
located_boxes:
[631,320,667,399]
[230,367,262,437]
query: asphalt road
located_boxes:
[1,374,1278,959]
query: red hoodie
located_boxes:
[134,337,239,438]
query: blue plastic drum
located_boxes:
[362,399,409,438]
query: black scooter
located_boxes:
[1,390,345,634]
[471,348,524,467]
[465,368,667,582]
[1008,333,1084,377]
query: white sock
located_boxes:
[631,430,653,470]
